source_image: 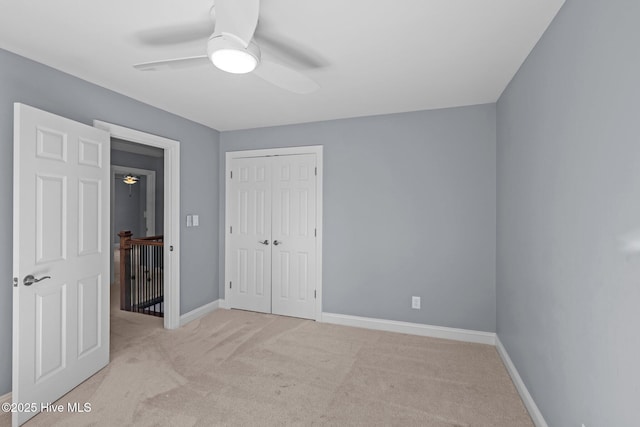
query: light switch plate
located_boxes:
[412,296,421,309]
[193,215,199,227]
[186,215,192,227]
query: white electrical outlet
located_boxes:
[411,296,421,309]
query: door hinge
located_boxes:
[314,290,317,299]
[13,277,18,287]
[314,228,317,237]
[230,226,233,234]
[315,167,317,176]
[230,281,232,289]
[230,171,233,179]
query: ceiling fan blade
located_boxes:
[254,33,328,69]
[253,59,319,94]
[214,0,260,47]
[133,55,210,71]
[135,22,214,46]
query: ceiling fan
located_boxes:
[133,0,321,94]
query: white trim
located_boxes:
[111,165,156,241]
[321,312,496,345]
[94,121,181,330]
[179,300,225,326]
[225,146,323,158]
[224,146,323,321]
[315,149,323,321]
[218,299,230,309]
[0,392,11,405]
[496,336,548,427]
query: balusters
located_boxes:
[118,232,164,317]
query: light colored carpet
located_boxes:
[3,286,533,426]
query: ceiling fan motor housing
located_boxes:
[207,33,261,74]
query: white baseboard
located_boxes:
[180,299,225,327]
[321,312,496,345]
[495,336,548,427]
[218,299,230,309]
[0,392,10,404]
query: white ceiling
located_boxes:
[0,0,564,131]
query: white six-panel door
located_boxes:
[229,157,273,314]
[228,153,319,320]
[271,155,317,319]
[13,104,110,426]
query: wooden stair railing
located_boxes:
[118,230,164,317]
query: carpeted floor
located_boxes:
[3,284,533,426]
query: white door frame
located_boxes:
[111,165,156,242]
[94,121,180,330]
[224,146,323,321]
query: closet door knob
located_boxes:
[259,240,269,245]
[273,240,282,246]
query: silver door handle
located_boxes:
[23,275,51,286]
[259,240,269,245]
[273,240,282,246]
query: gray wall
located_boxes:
[0,49,220,395]
[112,146,165,238]
[496,0,640,425]
[220,105,497,332]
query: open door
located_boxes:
[12,104,110,426]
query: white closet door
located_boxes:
[229,157,272,314]
[271,154,317,319]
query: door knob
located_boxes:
[23,274,51,286]
[259,240,269,245]
[273,240,282,246]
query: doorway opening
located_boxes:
[94,121,181,330]
[111,143,164,319]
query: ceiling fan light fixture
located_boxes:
[211,49,257,74]
[123,174,139,185]
[208,34,260,74]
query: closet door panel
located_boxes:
[228,157,272,314]
[271,154,317,319]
